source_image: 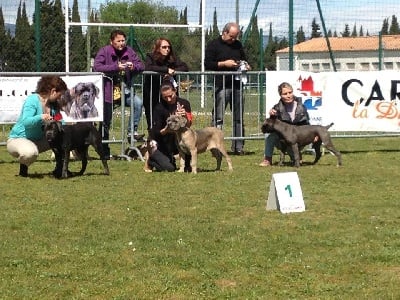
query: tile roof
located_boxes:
[276,35,400,53]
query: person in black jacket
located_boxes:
[205,22,251,155]
[147,82,192,172]
[143,38,188,130]
[259,82,311,167]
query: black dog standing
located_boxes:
[44,120,110,178]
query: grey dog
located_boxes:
[165,114,233,174]
[44,120,110,178]
[261,117,342,167]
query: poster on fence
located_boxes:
[265,71,400,132]
[0,74,104,124]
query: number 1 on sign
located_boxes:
[285,184,292,197]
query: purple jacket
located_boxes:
[93,45,144,103]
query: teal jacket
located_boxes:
[9,94,45,141]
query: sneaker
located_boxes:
[259,159,272,167]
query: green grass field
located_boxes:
[1,136,399,299]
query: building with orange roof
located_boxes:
[275,35,400,71]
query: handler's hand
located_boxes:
[42,113,53,121]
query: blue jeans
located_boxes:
[212,87,245,152]
[125,92,143,134]
[264,132,294,160]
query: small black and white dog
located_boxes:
[44,120,109,178]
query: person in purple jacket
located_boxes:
[93,29,144,158]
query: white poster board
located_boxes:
[0,74,104,124]
[267,172,305,214]
[265,71,400,132]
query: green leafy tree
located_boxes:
[69,0,86,71]
[98,1,185,58]
[9,1,34,71]
[40,0,65,71]
[311,18,321,38]
[327,29,332,37]
[389,15,400,34]
[359,26,364,37]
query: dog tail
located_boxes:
[325,122,334,130]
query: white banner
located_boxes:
[0,74,104,124]
[265,71,400,132]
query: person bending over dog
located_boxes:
[147,81,192,172]
[6,75,68,177]
[259,82,315,167]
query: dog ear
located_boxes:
[93,84,100,98]
[71,82,85,97]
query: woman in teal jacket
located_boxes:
[7,75,68,177]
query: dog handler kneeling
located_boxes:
[260,82,310,167]
[147,81,192,172]
[6,76,68,177]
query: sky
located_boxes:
[1,0,398,36]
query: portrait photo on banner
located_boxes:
[0,74,104,124]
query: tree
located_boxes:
[351,24,357,37]
[98,1,186,59]
[359,26,364,37]
[37,0,65,71]
[245,15,261,70]
[296,26,305,44]
[389,15,400,34]
[264,23,277,70]
[9,1,34,71]
[311,18,321,38]
[381,18,389,35]
[0,6,12,71]
[341,24,350,37]
[88,10,101,61]
[69,0,86,72]
[208,7,219,42]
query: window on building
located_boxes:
[301,63,310,71]
[312,63,320,71]
[371,63,379,70]
[322,63,330,71]
[334,63,341,71]
[360,63,370,71]
[396,62,400,70]
[384,62,393,70]
[346,63,355,70]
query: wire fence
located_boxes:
[0,0,399,72]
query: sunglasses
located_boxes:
[161,45,171,49]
